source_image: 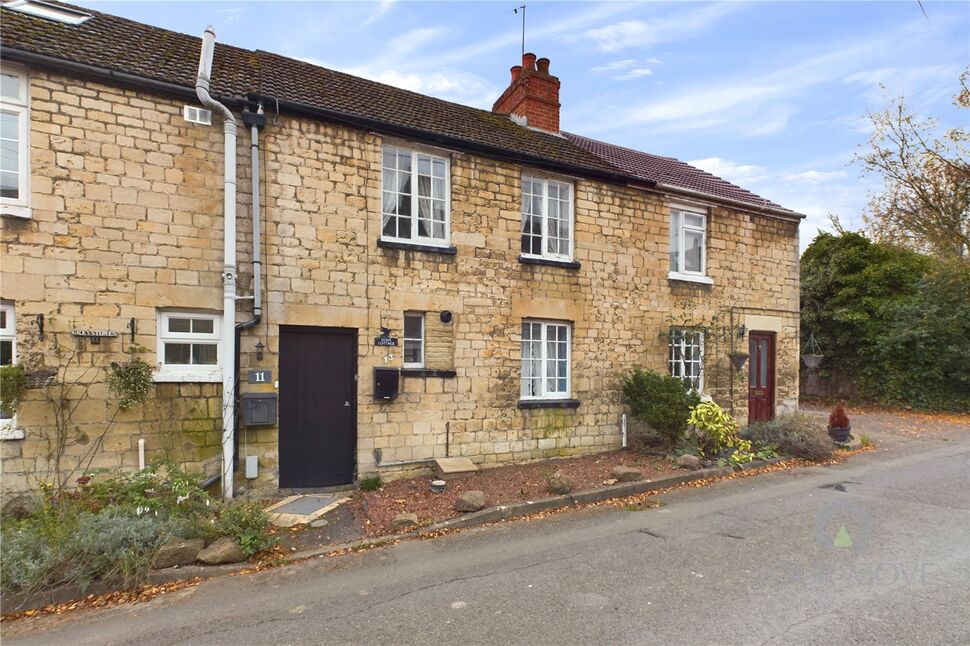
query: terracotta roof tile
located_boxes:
[565,132,785,210]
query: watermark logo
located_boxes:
[814,498,872,552]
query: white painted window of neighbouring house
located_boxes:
[403,312,424,368]
[381,145,450,246]
[669,205,708,282]
[520,320,570,400]
[1,302,16,425]
[669,327,704,393]
[155,311,221,382]
[0,65,30,218]
[521,175,573,261]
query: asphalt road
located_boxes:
[5,427,968,645]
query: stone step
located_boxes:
[434,457,478,480]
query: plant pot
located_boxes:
[24,368,57,388]
[729,352,749,371]
[801,353,823,369]
[828,426,851,443]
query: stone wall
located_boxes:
[0,66,800,500]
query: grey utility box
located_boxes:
[241,392,277,426]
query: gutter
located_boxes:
[196,27,238,501]
[655,183,806,222]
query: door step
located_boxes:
[434,457,478,480]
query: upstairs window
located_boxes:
[669,328,704,392]
[521,175,573,260]
[669,205,707,278]
[381,145,450,246]
[521,320,571,400]
[156,311,221,382]
[0,65,30,218]
[403,312,425,368]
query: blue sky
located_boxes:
[76,1,969,248]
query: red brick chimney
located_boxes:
[492,52,561,133]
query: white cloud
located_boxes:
[361,0,397,27]
[582,4,740,52]
[590,59,638,73]
[616,68,653,81]
[781,170,847,184]
[590,59,655,81]
[687,157,769,184]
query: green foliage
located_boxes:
[620,369,701,446]
[859,434,873,448]
[687,401,740,455]
[801,232,970,410]
[107,356,154,411]
[742,414,835,461]
[358,474,382,492]
[0,364,26,414]
[211,501,276,557]
[0,462,276,594]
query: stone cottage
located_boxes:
[0,0,802,500]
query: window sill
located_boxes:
[1,204,31,219]
[517,398,580,410]
[400,368,457,378]
[668,271,713,285]
[519,255,581,270]
[0,426,25,441]
[154,369,221,383]
[378,239,457,255]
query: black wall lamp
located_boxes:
[440,310,453,324]
[736,324,747,338]
[255,340,265,361]
[35,314,45,340]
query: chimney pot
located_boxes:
[494,52,561,133]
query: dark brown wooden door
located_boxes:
[748,331,776,424]
[278,326,357,488]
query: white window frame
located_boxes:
[0,64,31,219]
[668,327,704,393]
[155,310,222,382]
[380,144,451,247]
[520,174,574,262]
[0,302,23,438]
[520,319,571,400]
[403,312,425,369]
[668,204,711,284]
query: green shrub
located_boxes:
[742,414,834,461]
[106,356,155,411]
[0,364,26,415]
[358,474,382,492]
[621,369,700,446]
[213,501,276,557]
[687,401,740,455]
[1,508,175,594]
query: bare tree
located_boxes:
[856,69,970,260]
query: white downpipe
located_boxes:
[621,413,628,449]
[196,26,238,500]
[138,438,146,471]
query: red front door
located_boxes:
[748,331,775,424]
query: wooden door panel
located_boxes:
[747,332,776,424]
[278,327,357,488]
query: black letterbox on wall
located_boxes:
[241,392,277,426]
[374,368,400,401]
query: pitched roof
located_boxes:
[0,0,798,215]
[565,133,786,210]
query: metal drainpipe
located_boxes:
[233,106,265,469]
[196,26,238,500]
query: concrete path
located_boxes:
[4,413,968,645]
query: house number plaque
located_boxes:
[248,369,272,384]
